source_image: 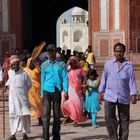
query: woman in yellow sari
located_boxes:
[24,58,43,125]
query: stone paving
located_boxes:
[0,91,140,140]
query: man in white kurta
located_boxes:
[6,55,32,140]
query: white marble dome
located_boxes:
[72,7,85,16]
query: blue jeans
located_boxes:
[42,88,61,140]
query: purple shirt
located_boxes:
[99,58,138,104]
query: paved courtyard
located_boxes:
[0,95,140,140]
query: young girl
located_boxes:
[84,69,101,128]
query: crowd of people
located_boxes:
[0,42,138,140]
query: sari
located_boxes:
[24,67,43,120]
[61,56,86,122]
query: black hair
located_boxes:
[62,50,65,54]
[57,47,62,53]
[88,45,92,48]
[114,43,126,52]
[66,49,71,54]
[88,69,98,78]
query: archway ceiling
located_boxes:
[31,0,88,45]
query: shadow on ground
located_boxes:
[61,131,77,135]
[130,119,140,124]
[79,121,106,128]
[18,135,42,140]
[72,135,108,140]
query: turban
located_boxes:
[10,55,20,65]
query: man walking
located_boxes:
[5,55,32,140]
[41,44,69,140]
[98,43,138,140]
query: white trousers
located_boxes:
[9,115,30,135]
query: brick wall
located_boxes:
[100,39,109,57]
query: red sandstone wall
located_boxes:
[130,0,140,55]
[0,0,22,61]
[9,0,23,51]
[88,0,128,63]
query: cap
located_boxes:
[47,44,56,51]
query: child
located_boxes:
[5,55,32,140]
[84,69,101,128]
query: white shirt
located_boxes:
[7,69,32,116]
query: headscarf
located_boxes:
[26,41,46,66]
[67,56,82,69]
[26,57,32,68]
[2,58,10,70]
[10,55,20,65]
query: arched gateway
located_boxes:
[0,0,88,59]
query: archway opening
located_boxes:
[56,6,88,54]
[28,0,88,50]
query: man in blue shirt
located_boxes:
[41,44,69,140]
[98,43,138,140]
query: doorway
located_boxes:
[22,0,88,51]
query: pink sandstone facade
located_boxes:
[88,0,140,90]
[88,0,140,63]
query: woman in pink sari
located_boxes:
[61,56,86,126]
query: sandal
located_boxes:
[72,122,78,127]
[92,124,99,128]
